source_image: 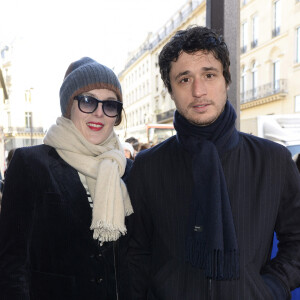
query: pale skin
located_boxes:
[169,50,228,126]
[124,149,132,159]
[70,88,117,145]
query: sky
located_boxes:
[0,0,189,126]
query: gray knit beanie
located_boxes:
[59,57,122,119]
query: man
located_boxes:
[127,26,300,300]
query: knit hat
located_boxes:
[59,57,122,118]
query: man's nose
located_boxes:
[192,79,207,98]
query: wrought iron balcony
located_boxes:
[251,39,258,49]
[4,126,45,135]
[240,79,287,104]
[272,27,281,38]
[241,45,247,54]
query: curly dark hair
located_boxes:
[158,26,231,93]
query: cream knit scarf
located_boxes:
[44,116,133,244]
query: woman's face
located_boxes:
[70,88,118,145]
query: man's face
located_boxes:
[169,50,228,126]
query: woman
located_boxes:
[0,57,133,300]
[122,142,135,160]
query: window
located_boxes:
[273,60,280,91]
[7,111,11,128]
[251,15,258,48]
[241,66,247,102]
[139,108,142,125]
[272,0,281,37]
[252,62,258,98]
[25,112,32,129]
[297,27,300,63]
[25,89,32,103]
[295,95,300,112]
[241,22,248,53]
[155,75,159,92]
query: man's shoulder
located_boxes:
[135,135,177,160]
[239,131,289,154]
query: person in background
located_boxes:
[293,152,300,173]
[139,143,151,152]
[0,149,15,213]
[0,148,16,202]
[125,137,140,158]
[0,171,3,196]
[4,148,16,176]
[122,142,135,160]
[0,57,133,300]
[127,26,300,299]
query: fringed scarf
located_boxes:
[44,117,133,244]
[173,100,240,280]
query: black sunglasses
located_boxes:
[74,95,123,118]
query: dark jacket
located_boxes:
[0,144,133,300]
[127,133,300,300]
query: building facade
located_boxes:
[0,40,45,175]
[118,0,206,143]
[119,0,300,144]
[240,0,300,132]
[2,0,300,167]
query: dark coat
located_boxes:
[0,144,132,300]
[127,133,300,300]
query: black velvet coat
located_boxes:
[0,144,132,300]
[127,133,300,300]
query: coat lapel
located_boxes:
[47,147,92,227]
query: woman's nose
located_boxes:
[93,103,105,117]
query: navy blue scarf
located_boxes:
[173,101,240,280]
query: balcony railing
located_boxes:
[5,126,45,135]
[251,39,258,49]
[240,79,287,104]
[241,45,247,54]
[272,27,281,38]
[156,109,175,122]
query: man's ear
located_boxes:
[170,93,175,101]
